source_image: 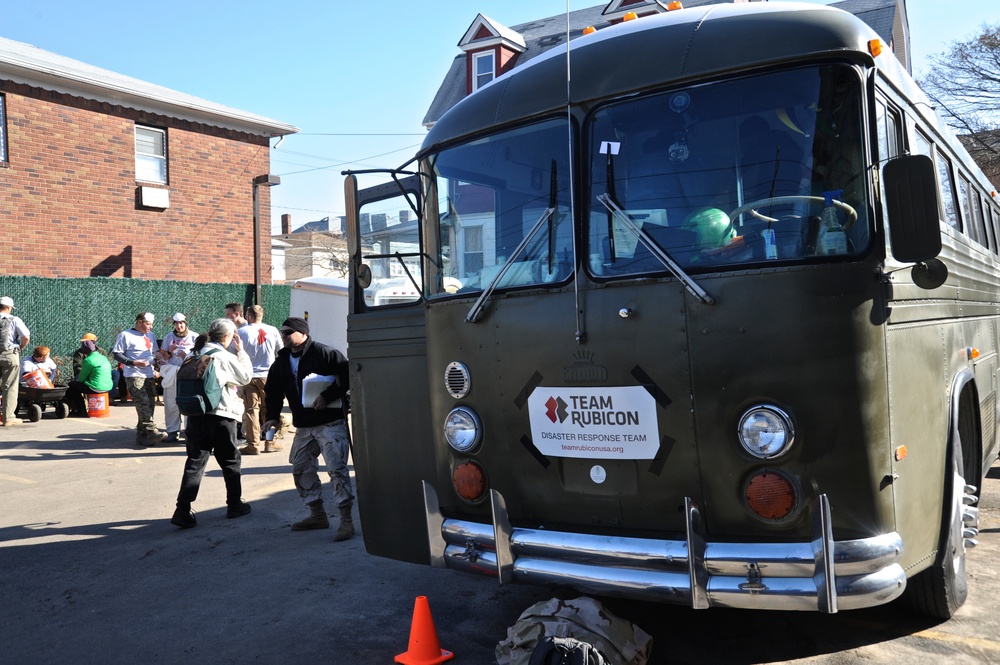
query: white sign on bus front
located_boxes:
[527,386,660,460]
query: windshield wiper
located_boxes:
[466,206,555,323]
[596,193,715,305]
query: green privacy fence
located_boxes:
[0,275,290,379]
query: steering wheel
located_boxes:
[727,196,858,230]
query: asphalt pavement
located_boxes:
[2,399,999,664]
[0,399,553,665]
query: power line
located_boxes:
[296,132,425,136]
[276,143,422,177]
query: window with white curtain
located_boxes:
[135,125,167,183]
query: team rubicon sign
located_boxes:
[529,386,660,459]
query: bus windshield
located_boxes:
[424,118,573,297]
[588,64,870,276]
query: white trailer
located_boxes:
[289,276,349,356]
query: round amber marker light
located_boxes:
[453,461,487,502]
[746,471,796,520]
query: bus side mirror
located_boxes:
[345,174,359,256]
[883,154,942,263]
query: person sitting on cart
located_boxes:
[64,340,114,417]
[21,346,58,385]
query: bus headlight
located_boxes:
[738,405,794,459]
[444,406,483,452]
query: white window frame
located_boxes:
[135,125,167,184]
[0,94,7,163]
[473,51,496,91]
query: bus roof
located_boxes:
[423,2,884,151]
[291,276,349,295]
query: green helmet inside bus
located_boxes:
[684,207,733,248]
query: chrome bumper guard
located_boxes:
[423,482,905,612]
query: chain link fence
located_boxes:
[0,275,290,380]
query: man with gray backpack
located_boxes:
[0,296,30,427]
[170,318,253,529]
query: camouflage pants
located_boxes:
[289,420,354,508]
[0,349,20,423]
[127,376,157,438]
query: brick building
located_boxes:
[0,36,297,284]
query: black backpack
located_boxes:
[175,349,223,416]
[529,636,609,665]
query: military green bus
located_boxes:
[343,2,996,618]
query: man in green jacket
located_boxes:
[64,340,114,416]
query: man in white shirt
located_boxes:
[158,312,199,443]
[112,312,165,446]
[0,296,30,426]
[235,305,283,454]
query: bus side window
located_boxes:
[934,151,961,232]
[957,175,976,244]
[990,204,1000,255]
[972,190,990,250]
[875,99,901,225]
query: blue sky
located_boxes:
[3,0,994,233]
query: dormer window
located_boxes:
[457,14,526,97]
[473,51,496,90]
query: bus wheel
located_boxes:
[902,438,970,619]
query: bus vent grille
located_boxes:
[445,362,471,399]
[983,392,997,452]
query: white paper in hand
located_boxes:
[302,373,338,408]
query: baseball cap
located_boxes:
[0,296,13,308]
[80,332,98,342]
[172,312,187,323]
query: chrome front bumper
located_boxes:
[423,482,905,612]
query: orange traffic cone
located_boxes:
[394,596,454,665]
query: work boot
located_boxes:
[163,431,179,443]
[239,443,259,455]
[291,500,329,531]
[170,506,197,529]
[333,504,355,541]
[262,442,283,453]
[226,501,252,519]
[142,431,166,446]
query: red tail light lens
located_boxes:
[453,461,487,502]
[745,470,797,520]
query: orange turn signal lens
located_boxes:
[745,470,797,520]
[868,39,883,57]
[582,25,596,35]
[453,461,487,502]
[623,11,638,21]
[895,445,908,461]
[667,1,684,9]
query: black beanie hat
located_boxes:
[282,317,309,335]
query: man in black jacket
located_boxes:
[263,317,354,540]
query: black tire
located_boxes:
[56,402,70,419]
[28,403,42,423]
[903,437,969,619]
